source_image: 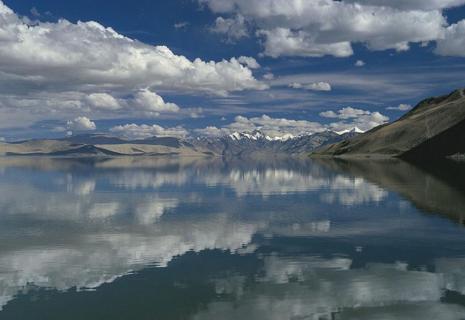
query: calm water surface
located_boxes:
[0,157,464,320]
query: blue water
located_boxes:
[0,157,464,319]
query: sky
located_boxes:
[0,0,465,140]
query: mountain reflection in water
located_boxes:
[0,157,464,320]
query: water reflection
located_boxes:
[0,157,464,319]
[317,158,465,224]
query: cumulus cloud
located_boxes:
[110,124,188,139]
[196,114,326,138]
[289,82,332,92]
[258,28,353,58]
[196,108,389,138]
[0,2,263,94]
[194,126,229,137]
[211,14,249,41]
[320,107,371,119]
[0,1,265,126]
[237,56,260,69]
[344,0,465,10]
[435,20,465,57]
[231,115,326,137]
[387,104,413,111]
[86,93,121,110]
[133,89,180,114]
[66,116,96,131]
[84,90,183,117]
[320,107,389,132]
[199,0,455,58]
[355,60,366,67]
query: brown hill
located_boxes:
[312,89,465,159]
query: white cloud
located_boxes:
[197,114,326,138]
[344,0,465,10]
[194,126,229,137]
[86,93,121,110]
[200,0,451,58]
[0,1,265,126]
[435,20,465,57]
[320,107,370,119]
[355,60,366,67]
[289,82,332,92]
[334,114,388,132]
[83,90,186,117]
[110,123,188,139]
[387,104,413,111]
[319,107,389,132]
[237,56,260,69]
[257,28,353,58]
[133,89,180,114]
[196,108,389,138]
[319,111,338,118]
[211,14,249,41]
[66,116,96,131]
[0,2,264,94]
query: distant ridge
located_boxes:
[312,88,465,160]
[0,129,358,158]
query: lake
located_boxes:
[0,157,464,319]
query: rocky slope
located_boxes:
[313,89,465,159]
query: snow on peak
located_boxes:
[229,132,243,140]
[335,127,365,135]
[229,130,297,142]
[265,133,295,141]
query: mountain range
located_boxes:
[2,88,463,160]
[0,129,359,158]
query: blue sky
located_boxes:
[1,0,465,140]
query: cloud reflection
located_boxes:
[0,157,463,317]
[195,256,465,320]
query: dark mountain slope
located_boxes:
[401,118,465,160]
[312,89,465,159]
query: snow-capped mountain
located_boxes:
[228,130,296,142]
[192,129,360,158]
